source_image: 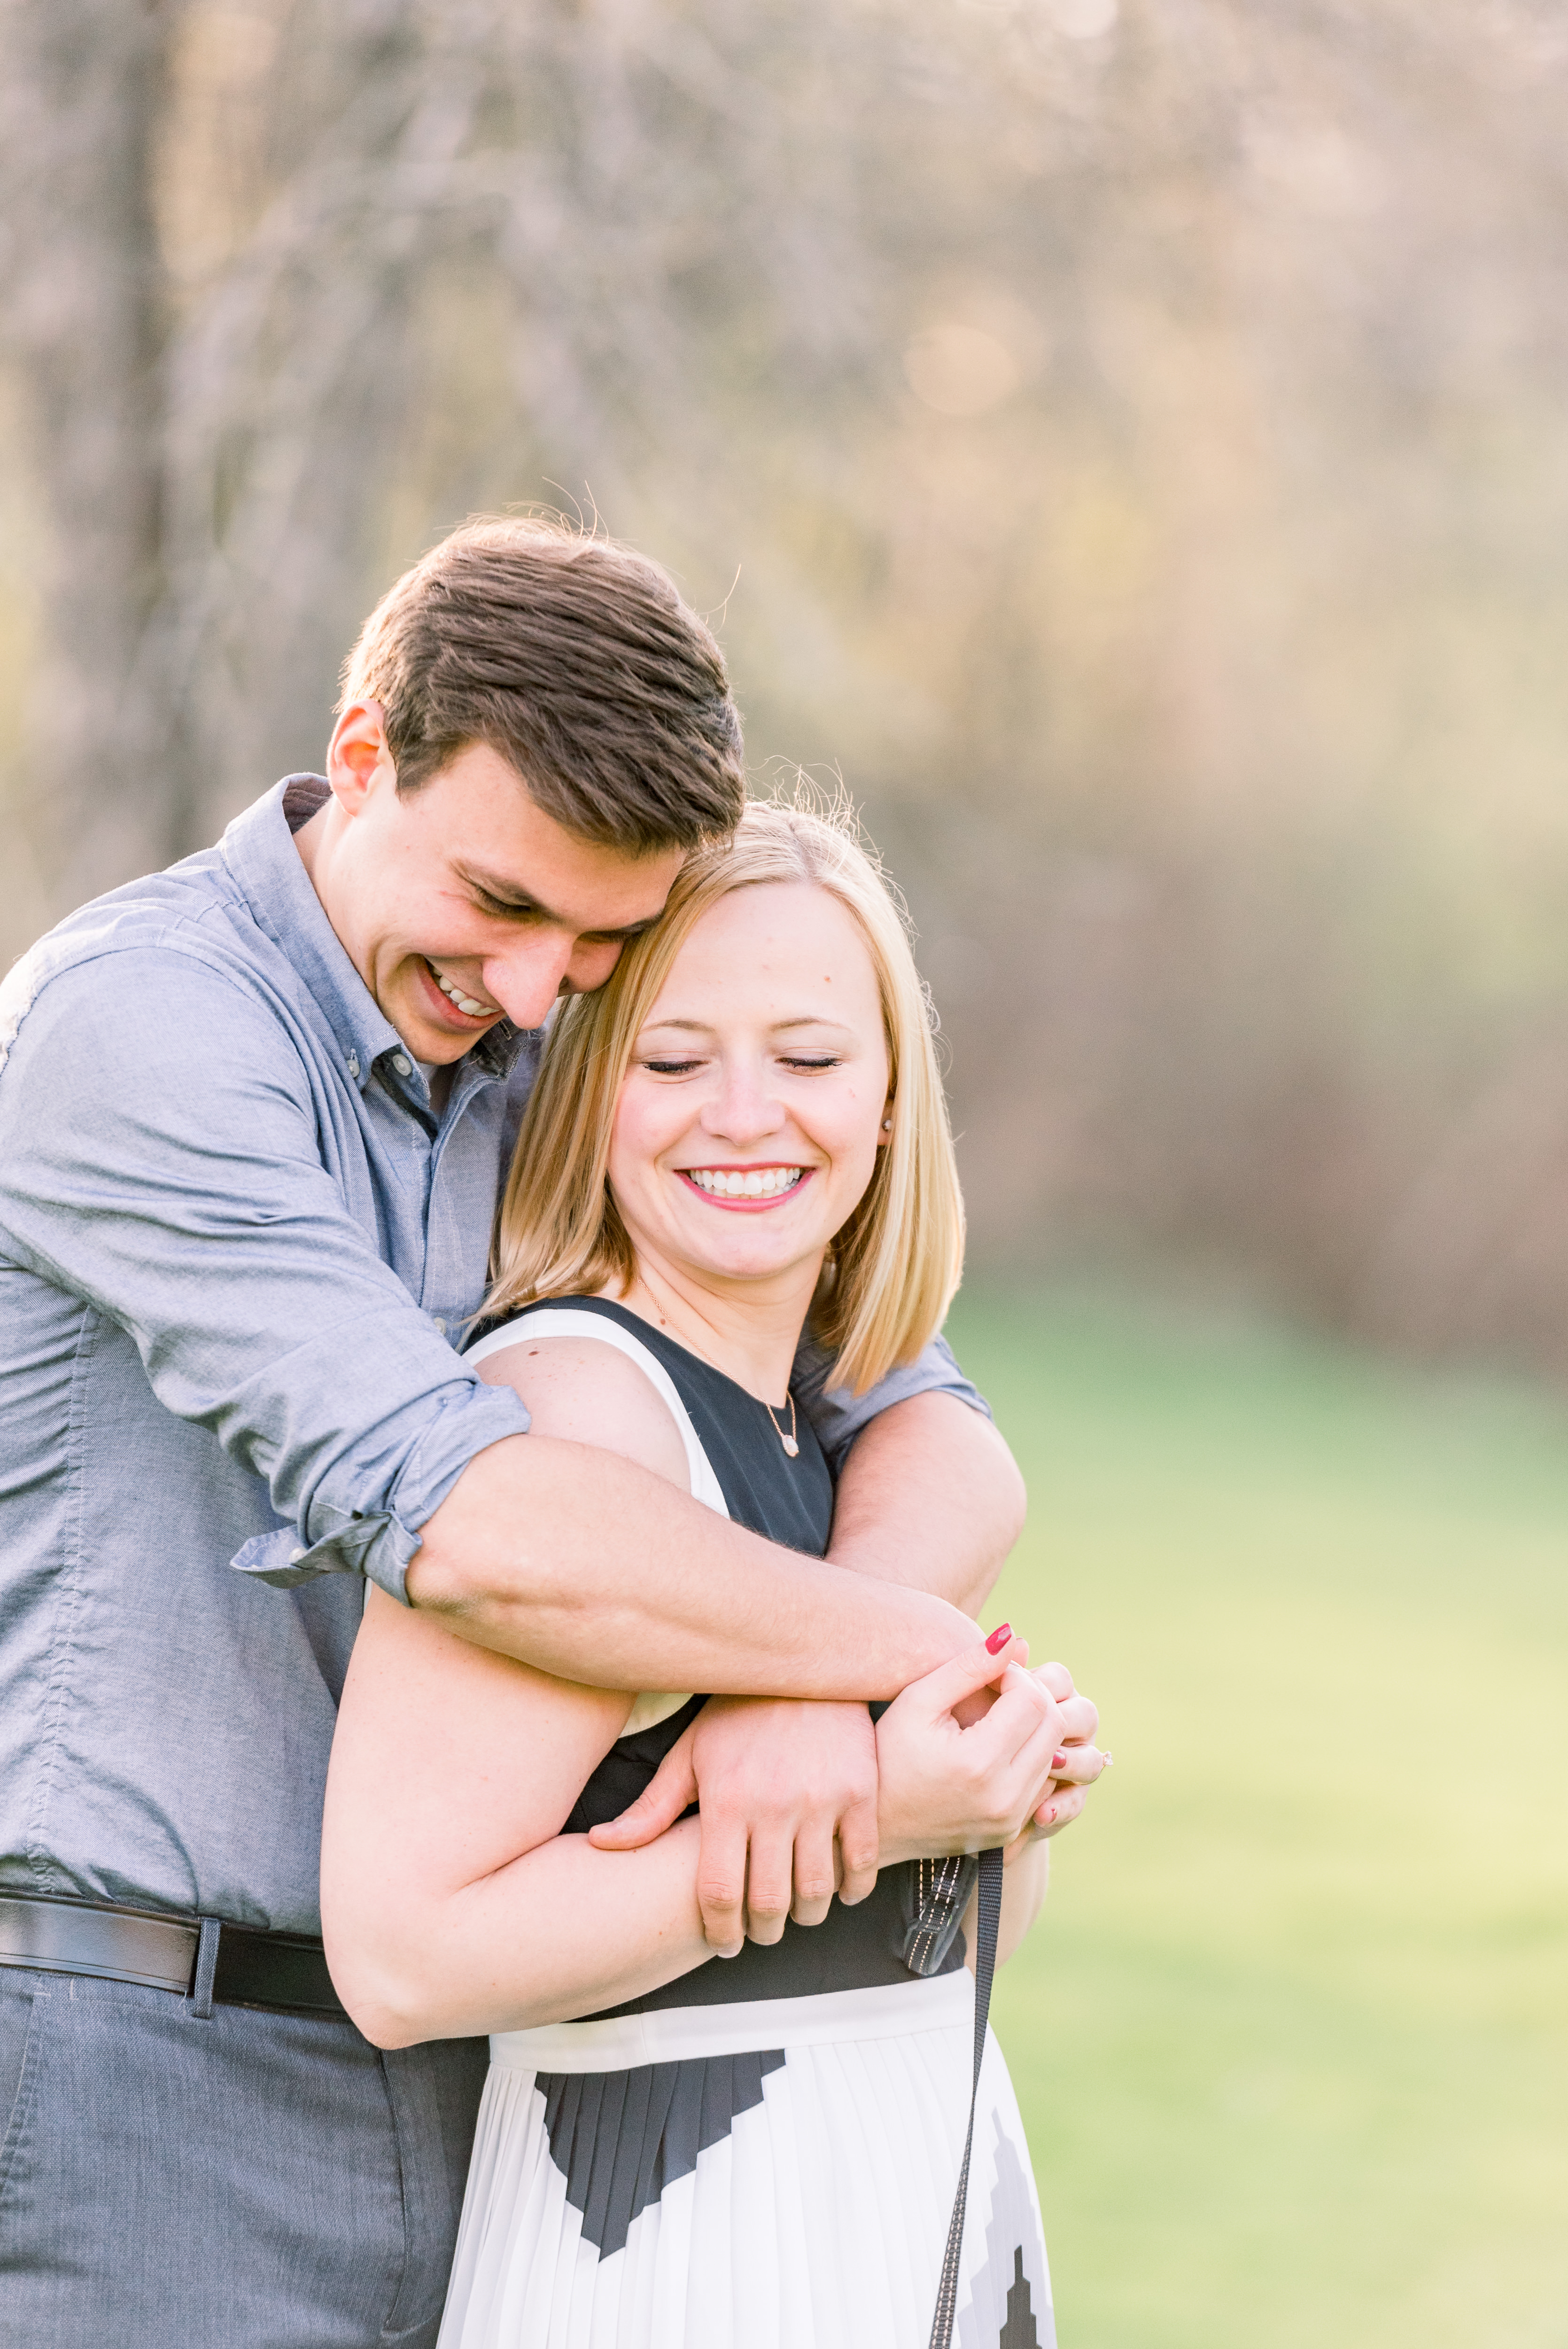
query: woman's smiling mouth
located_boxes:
[679,1164,808,1206]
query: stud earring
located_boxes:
[882,1116,893,1131]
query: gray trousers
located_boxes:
[0,1962,489,2347]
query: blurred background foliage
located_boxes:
[959,1283,1568,2349]
[2,6,1566,2339]
[7,0,1568,1364]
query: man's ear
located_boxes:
[326,701,396,813]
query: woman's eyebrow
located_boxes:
[638,1014,854,1037]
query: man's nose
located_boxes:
[479,934,575,1031]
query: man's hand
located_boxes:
[589,1698,881,1954]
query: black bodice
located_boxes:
[491,1296,967,2013]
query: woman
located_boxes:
[322,802,1104,2347]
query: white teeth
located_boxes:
[432,966,496,1017]
[686,1167,804,1198]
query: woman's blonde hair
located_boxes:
[486,796,966,1394]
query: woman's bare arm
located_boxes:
[321,1583,719,2044]
[323,1334,723,2044]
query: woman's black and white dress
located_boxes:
[439,1299,1053,2349]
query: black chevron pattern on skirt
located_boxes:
[537,2050,788,2259]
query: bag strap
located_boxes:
[926,1843,1006,2349]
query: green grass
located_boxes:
[945,1285,1568,2349]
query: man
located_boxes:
[0,520,1072,2343]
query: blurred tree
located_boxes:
[0,0,171,902]
[1,0,908,894]
[6,0,1568,1362]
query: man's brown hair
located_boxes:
[339,518,745,851]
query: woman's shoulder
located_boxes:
[466,1300,691,1492]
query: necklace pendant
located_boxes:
[781,1431,800,1457]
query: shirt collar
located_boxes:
[217,777,537,1100]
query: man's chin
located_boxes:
[404,1016,493,1064]
[377,1011,463,1066]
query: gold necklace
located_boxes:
[765,1389,800,1459]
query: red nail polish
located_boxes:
[1051,1750,1068,1770]
[985,1623,1012,1654]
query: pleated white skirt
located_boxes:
[437,1974,1054,2349]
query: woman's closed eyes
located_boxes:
[637,1053,844,1077]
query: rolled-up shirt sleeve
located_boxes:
[792,1327,992,1479]
[0,944,527,1603]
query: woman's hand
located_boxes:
[875,1633,1067,1864]
[1025,1659,1108,1840]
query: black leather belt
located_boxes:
[0,1891,348,2018]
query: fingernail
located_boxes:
[985,1623,1013,1654]
[1051,1750,1069,1770]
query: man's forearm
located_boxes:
[826,1392,1026,1617]
[404,1431,975,1696]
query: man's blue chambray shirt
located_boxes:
[0,778,988,1936]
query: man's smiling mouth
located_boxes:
[426,960,500,1019]
[680,1165,806,1200]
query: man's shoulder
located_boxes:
[0,856,301,1094]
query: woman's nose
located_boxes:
[702,1065,785,1144]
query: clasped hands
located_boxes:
[589,1635,1107,1957]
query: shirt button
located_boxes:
[432,1317,446,1336]
[392,1054,412,1077]
[290,1546,307,1563]
[347,1054,360,1079]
